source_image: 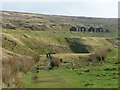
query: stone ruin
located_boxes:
[70,26,109,33]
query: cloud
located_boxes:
[0,1,118,18]
[0,0,119,3]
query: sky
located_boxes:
[0,0,119,18]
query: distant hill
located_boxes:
[0,11,118,35]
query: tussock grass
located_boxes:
[2,54,40,87]
[86,48,111,63]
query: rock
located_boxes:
[73,68,78,71]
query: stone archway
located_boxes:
[80,27,86,32]
[88,27,95,32]
[96,28,102,32]
[70,26,77,32]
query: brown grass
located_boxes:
[51,56,60,67]
[2,54,40,87]
[86,48,111,63]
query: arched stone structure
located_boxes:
[88,27,95,32]
[105,30,109,33]
[70,26,77,31]
[96,28,103,32]
[69,26,109,33]
[80,27,86,32]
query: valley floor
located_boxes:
[22,48,119,88]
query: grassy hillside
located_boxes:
[1,11,119,88]
[2,29,117,55]
[1,11,118,35]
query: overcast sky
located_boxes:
[0,0,119,18]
